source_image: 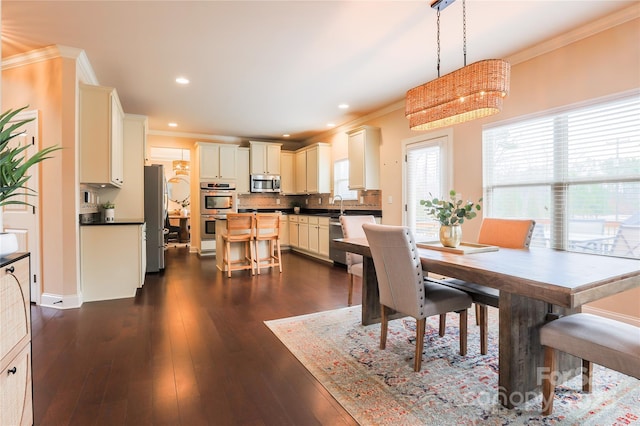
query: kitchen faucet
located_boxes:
[332,195,344,216]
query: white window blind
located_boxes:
[333,159,357,200]
[483,93,640,258]
[405,137,448,241]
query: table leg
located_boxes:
[361,257,381,325]
[498,291,580,408]
[361,256,404,326]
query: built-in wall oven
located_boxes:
[200,182,237,240]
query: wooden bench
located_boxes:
[540,313,640,415]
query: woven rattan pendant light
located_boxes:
[406,0,510,130]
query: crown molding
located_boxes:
[506,3,640,66]
[147,129,243,144]
[1,44,99,84]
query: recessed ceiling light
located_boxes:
[282,134,290,138]
[327,123,336,128]
[175,77,190,85]
[168,122,178,127]
[338,103,349,109]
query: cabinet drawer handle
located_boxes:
[7,366,17,375]
[5,265,15,274]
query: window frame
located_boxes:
[482,90,640,256]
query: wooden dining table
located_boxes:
[331,237,640,408]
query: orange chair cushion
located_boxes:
[477,218,535,249]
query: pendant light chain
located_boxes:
[463,0,467,66]
[436,8,441,78]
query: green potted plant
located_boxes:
[102,201,116,222]
[1,106,61,256]
[420,190,482,247]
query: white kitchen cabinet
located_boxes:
[0,254,32,426]
[288,215,330,261]
[295,150,307,194]
[347,125,381,190]
[308,216,320,253]
[93,114,147,222]
[298,215,309,250]
[279,214,289,248]
[80,224,145,302]
[280,151,295,194]
[237,147,251,194]
[294,143,331,194]
[197,142,238,181]
[307,216,330,258]
[250,141,281,175]
[318,217,330,258]
[288,215,299,248]
[80,84,125,187]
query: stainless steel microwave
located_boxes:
[250,174,281,193]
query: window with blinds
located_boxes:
[483,92,640,258]
[405,136,450,241]
[333,159,357,200]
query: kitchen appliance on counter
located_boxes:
[200,181,237,243]
[144,165,167,272]
[250,174,281,193]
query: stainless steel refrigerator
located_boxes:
[144,164,167,272]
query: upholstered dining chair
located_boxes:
[221,213,255,278]
[339,215,376,306]
[362,223,472,372]
[433,218,536,355]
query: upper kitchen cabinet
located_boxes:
[347,125,380,191]
[295,143,331,194]
[250,141,281,175]
[237,147,250,194]
[197,142,238,182]
[80,84,125,187]
[280,151,294,194]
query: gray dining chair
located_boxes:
[362,223,472,372]
[432,218,536,354]
[540,313,640,415]
[339,215,376,306]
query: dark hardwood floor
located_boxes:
[31,247,360,425]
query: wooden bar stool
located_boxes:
[221,213,255,278]
[254,213,282,274]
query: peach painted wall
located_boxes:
[312,17,640,321]
[2,56,80,302]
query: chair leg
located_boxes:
[582,359,593,393]
[459,309,468,356]
[225,241,231,278]
[347,274,354,306]
[380,305,389,350]
[415,318,426,372]
[276,239,282,273]
[542,346,557,416]
[475,303,481,326]
[439,314,446,337]
[479,305,488,355]
[249,240,256,275]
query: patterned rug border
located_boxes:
[265,306,640,426]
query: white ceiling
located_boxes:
[1,1,635,142]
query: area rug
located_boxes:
[265,306,640,425]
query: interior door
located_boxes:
[3,110,41,303]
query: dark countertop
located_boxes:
[0,252,30,267]
[237,208,382,218]
[80,220,145,226]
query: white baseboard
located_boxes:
[40,292,82,309]
[581,305,640,327]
